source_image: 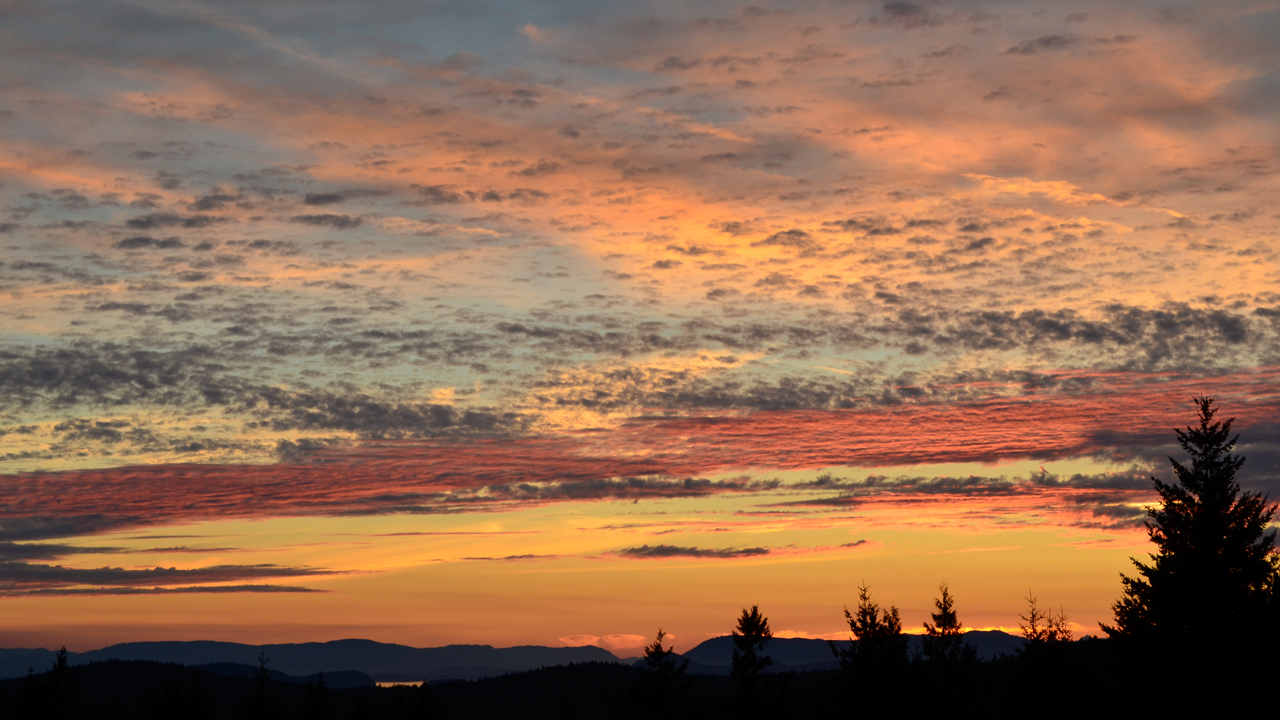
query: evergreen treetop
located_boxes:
[730,606,773,683]
[833,584,906,670]
[1104,396,1279,657]
[727,606,775,720]
[1018,592,1071,645]
[922,583,976,665]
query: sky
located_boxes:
[1,0,1278,654]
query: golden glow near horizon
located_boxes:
[1,0,1278,652]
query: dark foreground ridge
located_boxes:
[0,631,1025,683]
[0,640,622,683]
[0,638,1124,720]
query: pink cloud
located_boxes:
[2,369,1276,537]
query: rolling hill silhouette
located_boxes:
[0,631,1026,682]
[0,639,619,683]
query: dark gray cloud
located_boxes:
[0,542,120,561]
[1092,35,1138,45]
[657,56,702,71]
[289,214,363,229]
[872,1,949,29]
[302,189,389,206]
[0,343,223,409]
[412,184,466,204]
[248,387,523,439]
[5,584,322,596]
[471,477,776,503]
[783,469,1159,527]
[0,343,523,444]
[274,437,347,462]
[0,516,128,542]
[920,303,1258,367]
[789,468,1155,503]
[1005,35,1078,54]
[113,235,185,250]
[479,188,551,203]
[461,554,558,562]
[825,215,901,235]
[0,343,519,440]
[42,417,256,457]
[0,560,332,595]
[331,477,779,518]
[223,238,300,255]
[666,243,716,256]
[752,229,821,254]
[511,160,561,178]
[2,260,109,286]
[125,213,227,230]
[189,192,242,211]
[304,193,346,206]
[612,544,770,559]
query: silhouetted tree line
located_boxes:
[610,396,1279,718]
[5,398,1275,719]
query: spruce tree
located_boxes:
[729,606,773,719]
[920,584,977,713]
[832,584,906,673]
[922,583,977,665]
[831,585,907,714]
[49,646,74,720]
[1103,397,1279,676]
[1018,593,1071,645]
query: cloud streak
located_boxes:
[611,544,770,559]
[2,369,1275,540]
[0,561,333,596]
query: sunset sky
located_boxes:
[1,0,1278,654]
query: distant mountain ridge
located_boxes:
[0,630,1028,682]
[0,640,621,682]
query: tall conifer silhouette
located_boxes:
[921,583,975,665]
[832,584,906,673]
[728,606,773,719]
[831,585,906,714]
[1104,397,1279,689]
[919,584,977,712]
[1019,593,1071,645]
